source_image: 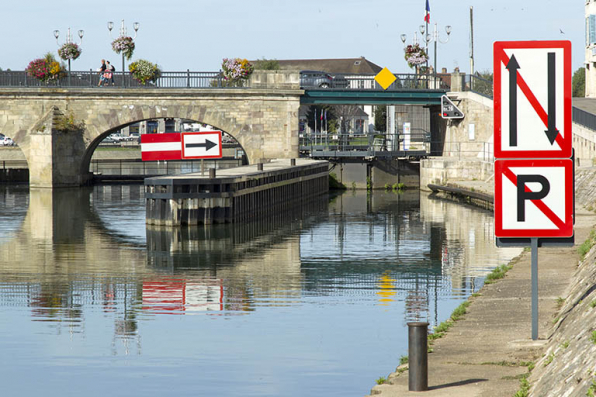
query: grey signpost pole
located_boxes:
[531,238,539,340]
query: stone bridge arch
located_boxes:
[0,83,301,187]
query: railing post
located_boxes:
[187,69,190,88]
[408,322,429,392]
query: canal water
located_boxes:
[0,185,520,397]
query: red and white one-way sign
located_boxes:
[141,131,223,161]
[494,41,572,159]
[495,159,573,238]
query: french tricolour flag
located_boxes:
[424,0,430,23]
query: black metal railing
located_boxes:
[298,131,494,161]
[0,70,451,91]
[460,74,493,98]
[299,131,431,156]
[572,106,596,132]
[320,73,450,91]
[0,70,227,89]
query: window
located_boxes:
[587,15,596,46]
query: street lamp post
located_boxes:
[430,23,452,75]
[107,20,140,87]
[400,32,420,48]
[54,28,84,86]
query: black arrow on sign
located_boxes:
[506,54,520,147]
[186,139,217,151]
[545,52,559,145]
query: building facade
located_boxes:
[586,0,596,96]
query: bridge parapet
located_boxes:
[249,70,301,90]
[0,87,302,187]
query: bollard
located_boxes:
[408,322,429,392]
[290,158,296,166]
[209,168,216,178]
[257,163,263,171]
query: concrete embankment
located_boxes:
[367,168,596,397]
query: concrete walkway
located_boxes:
[367,183,596,397]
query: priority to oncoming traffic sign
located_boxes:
[493,41,572,159]
[494,159,573,238]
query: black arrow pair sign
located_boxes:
[506,52,559,146]
[185,139,217,151]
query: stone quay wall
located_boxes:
[527,168,596,396]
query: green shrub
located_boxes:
[485,264,513,284]
[578,230,596,259]
[513,375,530,397]
[451,301,469,321]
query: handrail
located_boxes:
[0,70,451,91]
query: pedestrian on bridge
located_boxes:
[106,61,115,86]
[97,59,107,87]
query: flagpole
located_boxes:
[314,108,317,145]
[426,0,430,83]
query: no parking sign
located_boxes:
[495,159,573,238]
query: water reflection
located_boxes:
[0,185,520,396]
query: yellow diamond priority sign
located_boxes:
[375,67,397,90]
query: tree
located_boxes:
[471,70,493,97]
[254,58,280,70]
[374,105,386,132]
[332,105,364,134]
[572,67,585,97]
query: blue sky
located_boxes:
[0,0,586,74]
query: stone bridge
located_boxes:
[0,72,302,187]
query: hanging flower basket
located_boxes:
[128,59,161,85]
[58,42,81,61]
[26,54,66,83]
[112,36,135,60]
[221,58,254,87]
[404,44,428,69]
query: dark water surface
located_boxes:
[0,186,519,397]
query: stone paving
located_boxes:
[367,179,596,397]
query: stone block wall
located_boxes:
[0,87,302,187]
[442,91,494,159]
[420,157,494,191]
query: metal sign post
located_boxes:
[493,40,573,341]
[531,238,538,340]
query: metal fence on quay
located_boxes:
[299,131,493,161]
